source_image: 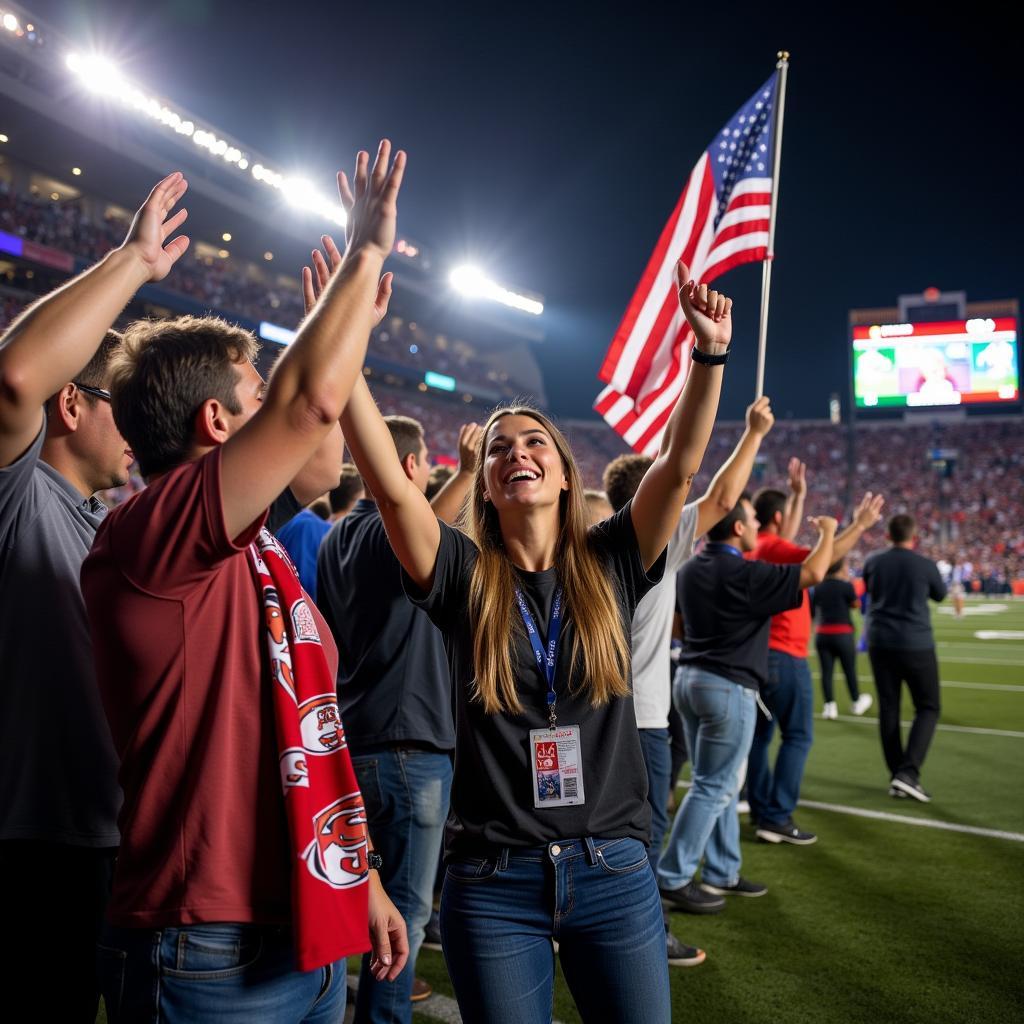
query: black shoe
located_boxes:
[421,908,442,951]
[700,876,768,898]
[756,819,817,845]
[891,772,931,803]
[666,930,706,967]
[659,880,725,914]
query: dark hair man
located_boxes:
[330,463,366,519]
[80,146,410,1022]
[603,396,775,958]
[424,463,455,501]
[658,495,835,913]
[0,173,195,1021]
[746,460,885,845]
[317,417,479,1022]
[863,514,947,801]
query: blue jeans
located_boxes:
[747,650,814,827]
[351,748,452,1024]
[97,923,346,1023]
[637,727,671,878]
[440,837,670,1023]
[657,668,756,890]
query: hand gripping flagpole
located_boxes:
[754,51,790,399]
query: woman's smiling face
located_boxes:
[482,414,569,511]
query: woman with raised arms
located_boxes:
[330,205,734,1022]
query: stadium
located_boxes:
[0,3,1021,1023]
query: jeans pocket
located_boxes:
[162,925,265,980]
[445,857,500,883]
[351,757,384,818]
[595,837,649,876]
[96,943,126,1018]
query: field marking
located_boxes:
[797,800,1024,843]
[974,630,1024,640]
[833,714,1024,738]
[935,656,1023,666]
[810,670,1024,693]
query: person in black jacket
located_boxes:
[863,514,947,802]
[812,558,873,720]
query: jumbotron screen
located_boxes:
[853,318,1020,408]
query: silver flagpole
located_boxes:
[755,51,790,398]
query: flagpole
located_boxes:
[755,51,790,398]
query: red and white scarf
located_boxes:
[249,527,370,971]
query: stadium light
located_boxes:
[448,264,544,316]
[62,50,346,228]
[2,12,19,32]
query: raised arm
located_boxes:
[430,422,481,525]
[0,172,190,466]
[831,491,885,562]
[631,261,729,570]
[799,516,838,589]
[340,376,440,590]
[219,142,405,539]
[779,458,807,540]
[694,396,774,538]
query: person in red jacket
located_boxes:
[747,459,884,845]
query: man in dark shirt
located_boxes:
[318,416,478,1023]
[657,494,835,913]
[864,514,947,802]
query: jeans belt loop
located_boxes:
[583,836,598,865]
[498,847,510,870]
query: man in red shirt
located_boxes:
[747,459,884,844]
[81,144,409,1023]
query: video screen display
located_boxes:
[853,318,1019,408]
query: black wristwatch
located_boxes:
[691,345,730,366]
[368,852,383,871]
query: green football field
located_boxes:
[410,598,1024,1024]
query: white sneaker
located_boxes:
[852,694,874,716]
[821,701,838,720]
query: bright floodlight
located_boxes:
[449,265,543,316]
[3,13,19,32]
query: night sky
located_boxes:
[26,1,1022,421]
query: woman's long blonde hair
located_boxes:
[463,406,630,714]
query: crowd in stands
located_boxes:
[0,180,527,396]
[2,184,1021,586]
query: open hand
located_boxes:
[457,423,482,474]
[367,875,409,983]
[853,491,885,531]
[676,261,732,354]
[746,396,775,437]
[120,171,190,282]
[788,457,807,496]
[301,234,392,325]
[336,140,406,263]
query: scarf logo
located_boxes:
[299,693,347,755]
[302,793,369,890]
[280,747,309,791]
[290,597,321,644]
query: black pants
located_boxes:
[815,632,860,703]
[868,646,941,779]
[667,689,689,793]
[0,840,116,1023]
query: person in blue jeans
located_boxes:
[658,496,835,913]
[340,258,731,1022]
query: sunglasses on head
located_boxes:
[72,382,112,403]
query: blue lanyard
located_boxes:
[514,584,564,729]
[704,542,743,558]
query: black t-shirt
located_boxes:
[405,502,666,859]
[864,547,947,650]
[676,544,802,690]
[811,578,858,627]
[267,488,303,535]
[317,500,455,753]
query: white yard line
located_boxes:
[796,800,1024,843]
[833,714,1024,738]
[809,671,1024,693]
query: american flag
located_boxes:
[595,74,779,455]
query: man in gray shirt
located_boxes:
[0,174,197,1021]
